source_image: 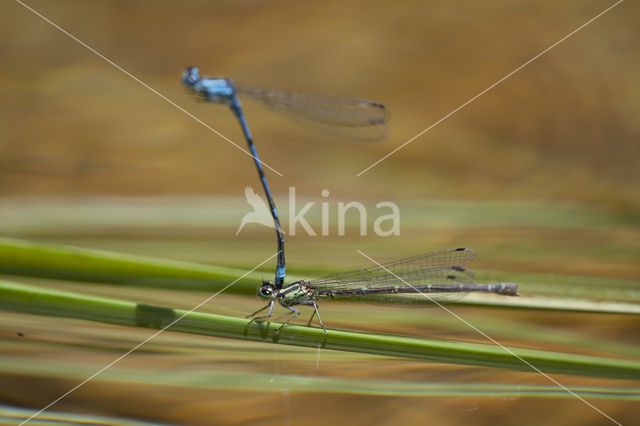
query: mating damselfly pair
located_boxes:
[183,67,518,334]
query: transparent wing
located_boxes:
[309,248,476,288]
[306,248,479,304]
[234,83,390,142]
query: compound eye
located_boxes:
[185,67,199,83]
[257,282,275,300]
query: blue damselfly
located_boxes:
[182,66,390,288]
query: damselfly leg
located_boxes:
[246,300,275,328]
[274,302,326,335]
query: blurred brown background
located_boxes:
[1,0,638,283]
[1,0,638,207]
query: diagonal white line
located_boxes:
[19,251,281,425]
[13,0,283,177]
[356,249,622,426]
[357,0,624,176]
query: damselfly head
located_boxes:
[182,67,200,86]
[257,281,276,300]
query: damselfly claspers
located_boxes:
[249,247,518,335]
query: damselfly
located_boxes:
[249,247,518,335]
[182,67,390,288]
